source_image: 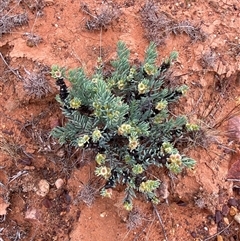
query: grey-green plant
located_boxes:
[51,42,197,210]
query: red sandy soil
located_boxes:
[0,0,240,240]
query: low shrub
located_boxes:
[51,42,197,210]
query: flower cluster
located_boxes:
[139,180,160,193]
[128,136,139,151]
[92,128,102,142]
[132,164,144,174]
[123,200,133,211]
[161,142,174,154]
[70,97,81,109]
[186,122,200,131]
[167,153,183,174]
[118,123,132,135]
[95,166,111,179]
[100,188,113,198]
[155,100,168,111]
[77,135,90,147]
[95,153,106,165]
[143,63,157,76]
[138,79,149,94]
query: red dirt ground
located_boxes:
[0,0,240,240]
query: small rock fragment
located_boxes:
[42,198,53,209]
[217,235,223,241]
[208,225,217,236]
[222,204,230,216]
[234,213,240,224]
[230,206,238,216]
[223,217,230,225]
[228,198,238,207]
[25,207,39,220]
[0,197,10,215]
[36,179,50,197]
[228,117,240,142]
[100,212,107,217]
[215,210,223,224]
[55,178,64,189]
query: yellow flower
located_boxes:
[186,123,200,131]
[70,97,81,109]
[132,164,144,174]
[143,63,157,76]
[161,142,173,154]
[95,153,106,165]
[128,137,139,151]
[168,153,182,166]
[117,79,125,90]
[155,100,168,111]
[118,123,132,135]
[123,201,133,211]
[77,134,90,147]
[138,82,148,94]
[100,188,113,198]
[92,128,102,142]
[139,180,160,193]
[95,166,111,179]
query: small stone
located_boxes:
[215,210,223,224]
[222,204,230,216]
[230,206,238,216]
[190,231,197,238]
[100,212,107,217]
[234,213,240,224]
[209,225,217,236]
[25,207,39,220]
[228,198,238,207]
[0,197,10,215]
[217,235,223,241]
[55,178,64,189]
[36,179,50,197]
[223,217,230,225]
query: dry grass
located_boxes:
[200,51,218,69]
[0,1,28,37]
[80,2,120,31]
[22,65,52,98]
[126,208,144,230]
[140,1,206,45]
[75,180,99,206]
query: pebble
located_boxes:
[208,225,217,236]
[100,212,107,217]
[234,213,240,224]
[217,235,223,241]
[215,210,223,224]
[223,217,230,225]
[228,198,238,207]
[230,206,238,216]
[222,204,230,216]
[25,207,39,220]
[36,179,50,197]
[55,178,64,189]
